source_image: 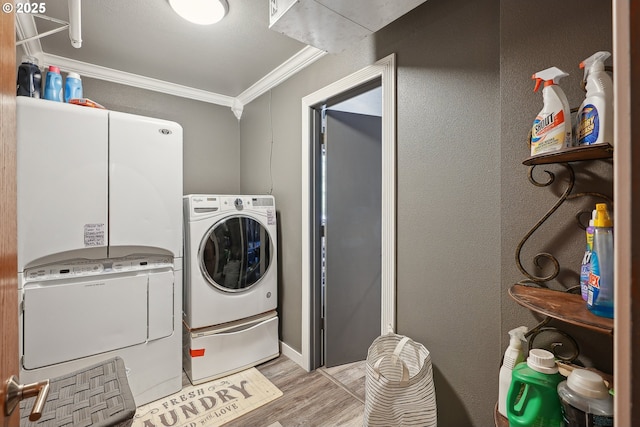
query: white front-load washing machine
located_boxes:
[183,194,278,328]
[182,194,279,384]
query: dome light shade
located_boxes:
[169,0,228,25]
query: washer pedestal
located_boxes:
[183,311,279,385]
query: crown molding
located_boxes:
[40,53,237,107]
[17,12,326,116]
[236,45,327,106]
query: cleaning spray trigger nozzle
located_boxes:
[580,51,611,81]
[531,67,569,92]
[508,326,528,347]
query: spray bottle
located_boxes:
[530,67,572,156]
[577,51,614,146]
[498,326,528,417]
[588,203,614,319]
[580,210,596,301]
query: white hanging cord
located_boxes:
[268,90,274,195]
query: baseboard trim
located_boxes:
[280,341,306,371]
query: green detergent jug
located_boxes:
[507,349,564,427]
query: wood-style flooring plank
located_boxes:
[320,361,366,402]
[225,356,364,427]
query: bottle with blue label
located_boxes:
[580,210,596,301]
[43,65,63,102]
[64,72,83,102]
[587,203,614,318]
[577,52,613,146]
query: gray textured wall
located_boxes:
[80,78,241,195]
[500,0,614,370]
[240,0,613,425]
[240,0,501,425]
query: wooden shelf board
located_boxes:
[494,403,509,427]
[523,143,613,166]
[509,284,614,335]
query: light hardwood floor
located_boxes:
[182,355,366,427]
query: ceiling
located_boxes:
[14,0,425,117]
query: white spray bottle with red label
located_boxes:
[577,51,613,146]
[530,67,572,156]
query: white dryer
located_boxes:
[183,194,278,328]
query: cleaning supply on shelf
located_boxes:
[580,210,597,301]
[577,51,614,146]
[498,326,528,417]
[530,67,572,156]
[16,55,42,98]
[588,203,614,319]
[64,72,83,102]
[557,369,613,427]
[43,65,63,102]
[507,348,564,427]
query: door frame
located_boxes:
[1,2,19,426]
[300,54,396,371]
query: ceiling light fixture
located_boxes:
[169,0,229,25]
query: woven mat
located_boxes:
[132,368,282,427]
[20,357,135,427]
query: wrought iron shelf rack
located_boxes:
[494,143,613,427]
[512,142,614,333]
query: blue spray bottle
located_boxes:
[587,203,614,318]
[580,210,596,301]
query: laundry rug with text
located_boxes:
[132,368,283,427]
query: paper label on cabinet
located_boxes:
[84,223,105,247]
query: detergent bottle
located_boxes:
[16,55,42,98]
[557,369,613,427]
[498,326,528,417]
[64,72,83,102]
[588,203,614,319]
[507,348,564,427]
[43,65,63,102]
[577,51,613,146]
[530,67,572,156]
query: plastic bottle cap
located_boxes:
[67,72,81,80]
[567,369,609,399]
[594,203,613,227]
[22,55,38,65]
[527,349,558,374]
[48,65,61,73]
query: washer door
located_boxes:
[200,215,273,292]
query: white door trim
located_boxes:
[300,53,396,371]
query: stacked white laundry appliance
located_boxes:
[16,97,183,406]
[182,195,279,384]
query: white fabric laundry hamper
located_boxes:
[363,333,437,427]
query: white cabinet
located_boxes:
[108,111,183,258]
[16,97,183,270]
[17,97,109,270]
